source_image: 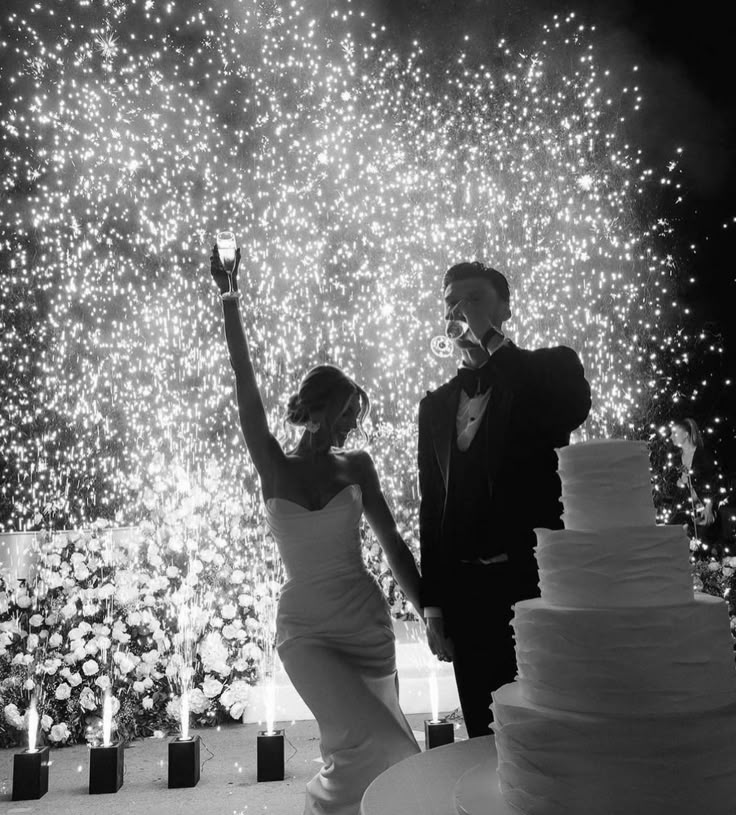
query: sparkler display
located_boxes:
[0,0,697,543]
[1,0,727,758]
[12,699,50,800]
[89,691,124,794]
[102,690,114,747]
[257,725,285,783]
[170,571,208,738]
[424,716,454,750]
[420,637,454,748]
[168,728,201,788]
[167,591,205,788]
[255,579,284,779]
[0,8,732,802]
[428,670,440,725]
[180,687,190,741]
[263,674,277,736]
[27,697,39,752]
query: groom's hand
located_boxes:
[426,618,454,662]
[456,299,504,353]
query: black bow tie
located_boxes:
[457,365,493,397]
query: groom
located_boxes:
[418,261,591,738]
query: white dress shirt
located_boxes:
[456,377,493,452]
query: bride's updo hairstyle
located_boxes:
[286,364,370,442]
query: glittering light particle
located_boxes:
[577,174,594,191]
[0,4,694,577]
[94,30,119,61]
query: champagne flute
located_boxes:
[216,230,239,300]
[430,334,454,358]
[431,302,468,358]
[429,319,468,358]
[445,301,469,340]
[445,318,469,340]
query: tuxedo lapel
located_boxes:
[430,380,461,490]
[429,373,513,493]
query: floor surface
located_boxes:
[1,712,467,815]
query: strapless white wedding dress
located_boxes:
[266,483,420,815]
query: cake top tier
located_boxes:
[557,439,656,530]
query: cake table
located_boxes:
[360,735,514,815]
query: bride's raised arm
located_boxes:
[211,245,285,482]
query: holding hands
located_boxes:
[426,617,454,663]
[450,298,506,353]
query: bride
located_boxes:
[211,245,422,813]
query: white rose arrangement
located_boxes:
[0,463,278,748]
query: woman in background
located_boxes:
[671,418,725,548]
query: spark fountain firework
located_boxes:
[180,688,190,741]
[168,680,201,788]
[263,674,277,736]
[415,632,454,748]
[0,1,695,543]
[429,670,440,725]
[89,691,124,794]
[102,691,113,747]
[12,697,50,800]
[27,698,39,753]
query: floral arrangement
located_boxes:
[1,454,276,748]
[0,452,418,748]
[692,549,736,638]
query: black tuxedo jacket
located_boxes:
[417,342,592,609]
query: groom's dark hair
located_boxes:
[442,261,510,303]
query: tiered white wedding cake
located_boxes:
[490,439,736,815]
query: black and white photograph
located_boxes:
[1,1,735,813]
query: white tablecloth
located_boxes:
[361,735,515,815]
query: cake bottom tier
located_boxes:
[491,682,736,815]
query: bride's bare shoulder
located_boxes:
[340,448,372,464]
[341,449,378,484]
